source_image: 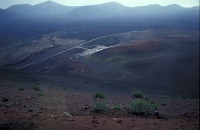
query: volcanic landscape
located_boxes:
[0,1,199,130]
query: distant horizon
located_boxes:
[0,0,199,9]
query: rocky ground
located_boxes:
[0,68,199,130]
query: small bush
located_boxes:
[144,96,150,101]
[128,99,158,115]
[113,105,123,111]
[160,95,169,99]
[93,102,107,113]
[18,87,25,91]
[33,85,42,91]
[131,91,145,98]
[94,91,106,99]
[153,104,159,110]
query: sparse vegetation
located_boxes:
[160,95,169,99]
[18,87,25,91]
[144,96,149,101]
[113,105,123,111]
[33,85,42,91]
[93,102,107,113]
[145,97,156,104]
[94,91,106,99]
[131,91,145,98]
[128,99,158,115]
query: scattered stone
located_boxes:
[113,118,117,121]
[92,120,99,124]
[68,118,75,121]
[113,118,123,123]
[2,98,9,102]
[26,96,31,100]
[14,102,20,106]
[116,119,123,123]
[28,108,34,112]
[83,112,90,115]
[5,103,14,108]
[154,111,164,119]
[0,107,5,110]
[93,116,98,119]
[62,112,72,118]
[52,115,59,119]
[102,119,107,123]
[15,99,20,102]
[38,111,43,113]
[82,104,91,110]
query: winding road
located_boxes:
[17,30,137,70]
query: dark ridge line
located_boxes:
[1,45,55,68]
[1,36,57,68]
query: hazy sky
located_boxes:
[0,0,199,9]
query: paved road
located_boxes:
[17,30,137,70]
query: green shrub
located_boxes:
[113,105,123,111]
[131,91,145,98]
[128,99,158,115]
[94,91,106,99]
[144,96,150,101]
[153,104,159,110]
[18,87,25,91]
[93,102,107,113]
[160,95,169,99]
[33,85,42,91]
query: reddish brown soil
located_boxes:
[0,68,199,130]
[110,40,160,52]
[0,86,199,130]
